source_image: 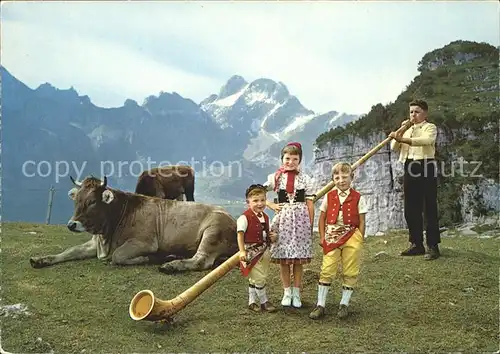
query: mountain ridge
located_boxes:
[1,66,357,223]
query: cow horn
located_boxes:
[101,176,107,187]
[129,253,239,322]
[70,176,82,187]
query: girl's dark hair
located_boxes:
[280,142,302,162]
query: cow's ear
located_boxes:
[68,188,79,200]
[102,189,114,204]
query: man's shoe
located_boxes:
[248,303,261,312]
[424,246,440,260]
[400,244,425,256]
[309,306,325,320]
[261,301,277,313]
[337,304,349,319]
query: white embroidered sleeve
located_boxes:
[236,215,248,232]
[319,196,328,213]
[304,174,316,199]
[263,173,275,191]
[358,195,368,214]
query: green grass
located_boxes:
[1,222,499,353]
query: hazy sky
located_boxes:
[1,1,498,115]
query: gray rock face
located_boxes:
[460,180,500,222]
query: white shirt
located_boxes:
[237,213,267,240]
[319,187,368,226]
[390,121,437,162]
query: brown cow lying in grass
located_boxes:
[29,176,237,273]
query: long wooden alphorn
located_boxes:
[129,121,411,323]
[313,121,412,202]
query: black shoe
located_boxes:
[424,246,440,260]
[400,244,425,256]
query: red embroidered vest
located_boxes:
[326,189,361,226]
[243,209,270,244]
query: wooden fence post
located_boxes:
[46,185,56,224]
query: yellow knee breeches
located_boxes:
[248,249,271,288]
[319,229,363,287]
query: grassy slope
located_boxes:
[1,222,499,353]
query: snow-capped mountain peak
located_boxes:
[201,76,311,131]
[200,74,358,168]
[213,84,249,107]
[218,75,248,99]
[245,78,289,104]
[281,113,317,135]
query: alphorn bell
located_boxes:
[129,120,412,323]
[129,253,240,322]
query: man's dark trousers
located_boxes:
[403,159,440,247]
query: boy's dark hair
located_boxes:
[409,99,428,111]
[245,184,267,199]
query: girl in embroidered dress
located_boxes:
[264,142,315,308]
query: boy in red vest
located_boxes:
[237,184,278,313]
[309,162,368,320]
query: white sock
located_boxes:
[292,287,302,307]
[283,287,291,297]
[255,287,268,304]
[340,287,353,306]
[317,284,330,307]
[281,287,292,306]
[292,287,301,298]
[248,286,257,305]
